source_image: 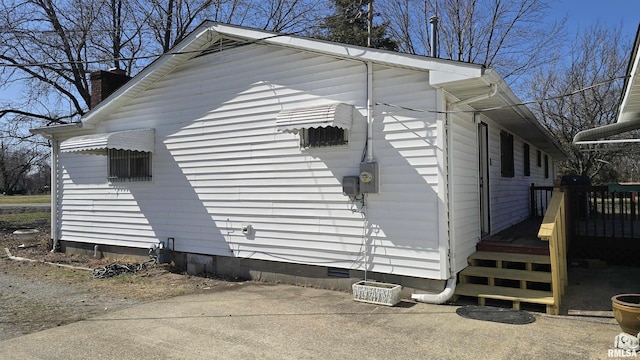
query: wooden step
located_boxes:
[455,283,555,306]
[469,251,551,265]
[477,241,550,256]
[460,266,552,284]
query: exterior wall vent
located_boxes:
[327,267,350,278]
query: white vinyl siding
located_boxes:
[449,111,480,272]
[54,38,561,281]
[56,44,445,279]
[486,120,554,234]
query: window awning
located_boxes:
[276,103,354,134]
[60,128,155,154]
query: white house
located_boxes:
[32,22,564,297]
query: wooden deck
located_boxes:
[477,218,549,255]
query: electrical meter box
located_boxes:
[342,176,360,196]
[359,162,379,193]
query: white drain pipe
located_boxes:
[411,276,457,304]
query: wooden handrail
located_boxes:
[537,189,568,315]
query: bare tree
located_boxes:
[527,23,632,183]
[144,0,208,52]
[142,0,255,52]
[0,0,159,131]
[0,138,48,195]
[379,0,417,54]
[250,0,329,34]
[0,0,99,124]
[90,0,147,73]
[378,0,565,82]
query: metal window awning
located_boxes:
[60,128,155,154]
[276,103,354,134]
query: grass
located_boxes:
[0,194,50,204]
[0,212,49,229]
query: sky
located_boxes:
[1,1,639,110]
[550,0,638,41]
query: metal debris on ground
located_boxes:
[93,259,156,279]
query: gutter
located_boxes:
[29,121,90,136]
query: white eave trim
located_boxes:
[276,103,354,134]
[60,128,155,154]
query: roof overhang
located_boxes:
[573,24,640,146]
[276,103,354,134]
[59,128,155,154]
[432,69,567,160]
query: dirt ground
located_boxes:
[0,228,245,341]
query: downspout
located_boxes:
[49,137,60,252]
[366,61,374,162]
[412,84,497,304]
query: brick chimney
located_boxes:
[89,68,131,109]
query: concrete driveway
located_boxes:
[0,279,625,359]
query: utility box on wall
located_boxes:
[342,176,360,196]
[359,162,379,193]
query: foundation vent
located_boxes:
[327,267,350,278]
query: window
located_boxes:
[108,149,152,182]
[523,143,530,177]
[544,154,549,178]
[500,131,514,178]
[537,150,542,167]
[301,126,348,148]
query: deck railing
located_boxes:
[537,189,568,315]
[569,185,640,239]
[530,185,554,218]
[565,184,640,265]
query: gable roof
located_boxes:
[31,21,564,158]
[573,24,640,145]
